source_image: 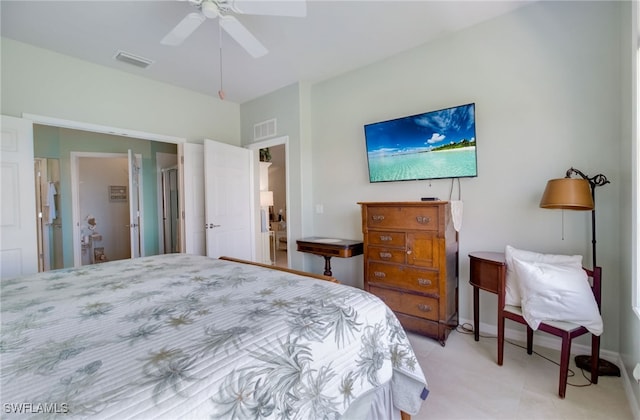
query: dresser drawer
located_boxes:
[366,247,406,264]
[366,206,439,231]
[367,231,405,247]
[367,262,439,295]
[370,286,439,321]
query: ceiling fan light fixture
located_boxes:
[201,1,220,19]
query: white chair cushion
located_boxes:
[504,245,583,306]
[511,259,603,335]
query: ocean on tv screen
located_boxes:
[368,147,476,182]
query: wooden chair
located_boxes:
[497,266,601,398]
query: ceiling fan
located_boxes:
[161,0,306,58]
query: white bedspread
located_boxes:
[1,254,427,418]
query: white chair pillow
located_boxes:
[504,245,583,306]
[512,258,603,336]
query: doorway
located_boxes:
[70,153,139,266]
[8,114,184,273]
[265,144,287,267]
[31,122,180,269]
[248,136,289,268]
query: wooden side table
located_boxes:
[468,252,506,341]
[296,237,363,276]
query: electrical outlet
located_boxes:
[633,363,640,384]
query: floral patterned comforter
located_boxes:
[1,254,428,419]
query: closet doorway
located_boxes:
[23,114,183,271]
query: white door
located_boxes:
[204,139,254,260]
[128,150,142,258]
[0,115,38,278]
[179,143,206,255]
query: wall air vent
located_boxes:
[113,50,154,69]
[254,118,277,141]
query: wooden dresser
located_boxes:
[359,201,458,345]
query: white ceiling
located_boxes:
[1,1,532,104]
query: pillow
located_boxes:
[504,245,583,306]
[512,259,603,336]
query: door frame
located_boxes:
[246,136,290,267]
[23,114,185,144]
[70,152,143,266]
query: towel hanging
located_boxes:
[449,178,463,232]
[47,181,57,222]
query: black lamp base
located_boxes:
[575,355,621,377]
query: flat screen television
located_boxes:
[364,103,477,182]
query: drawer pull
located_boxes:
[418,304,432,312]
[373,271,386,278]
[418,278,432,286]
[371,215,385,222]
[379,235,392,241]
[379,252,392,259]
[416,216,431,224]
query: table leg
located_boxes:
[323,256,332,276]
[473,285,480,341]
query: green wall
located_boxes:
[34,125,177,267]
[1,38,241,144]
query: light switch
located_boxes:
[315,204,324,214]
[633,363,640,384]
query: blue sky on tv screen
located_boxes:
[365,103,475,155]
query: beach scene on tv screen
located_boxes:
[365,103,477,182]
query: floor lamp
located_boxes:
[539,167,620,377]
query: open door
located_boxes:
[0,115,38,278]
[203,139,254,260]
[128,150,142,258]
[178,143,206,255]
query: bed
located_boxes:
[1,254,428,419]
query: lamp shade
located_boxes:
[539,178,594,210]
[260,191,274,207]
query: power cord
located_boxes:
[455,323,594,388]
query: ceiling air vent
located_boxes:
[254,118,277,141]
[113,50,154,69]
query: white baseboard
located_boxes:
[621,362,640,420]
[458,317,638,418]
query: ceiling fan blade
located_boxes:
[230,0,307,17]
[161,12,207,46]
[220,15,268,58]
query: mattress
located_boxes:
[1,254,428,418]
